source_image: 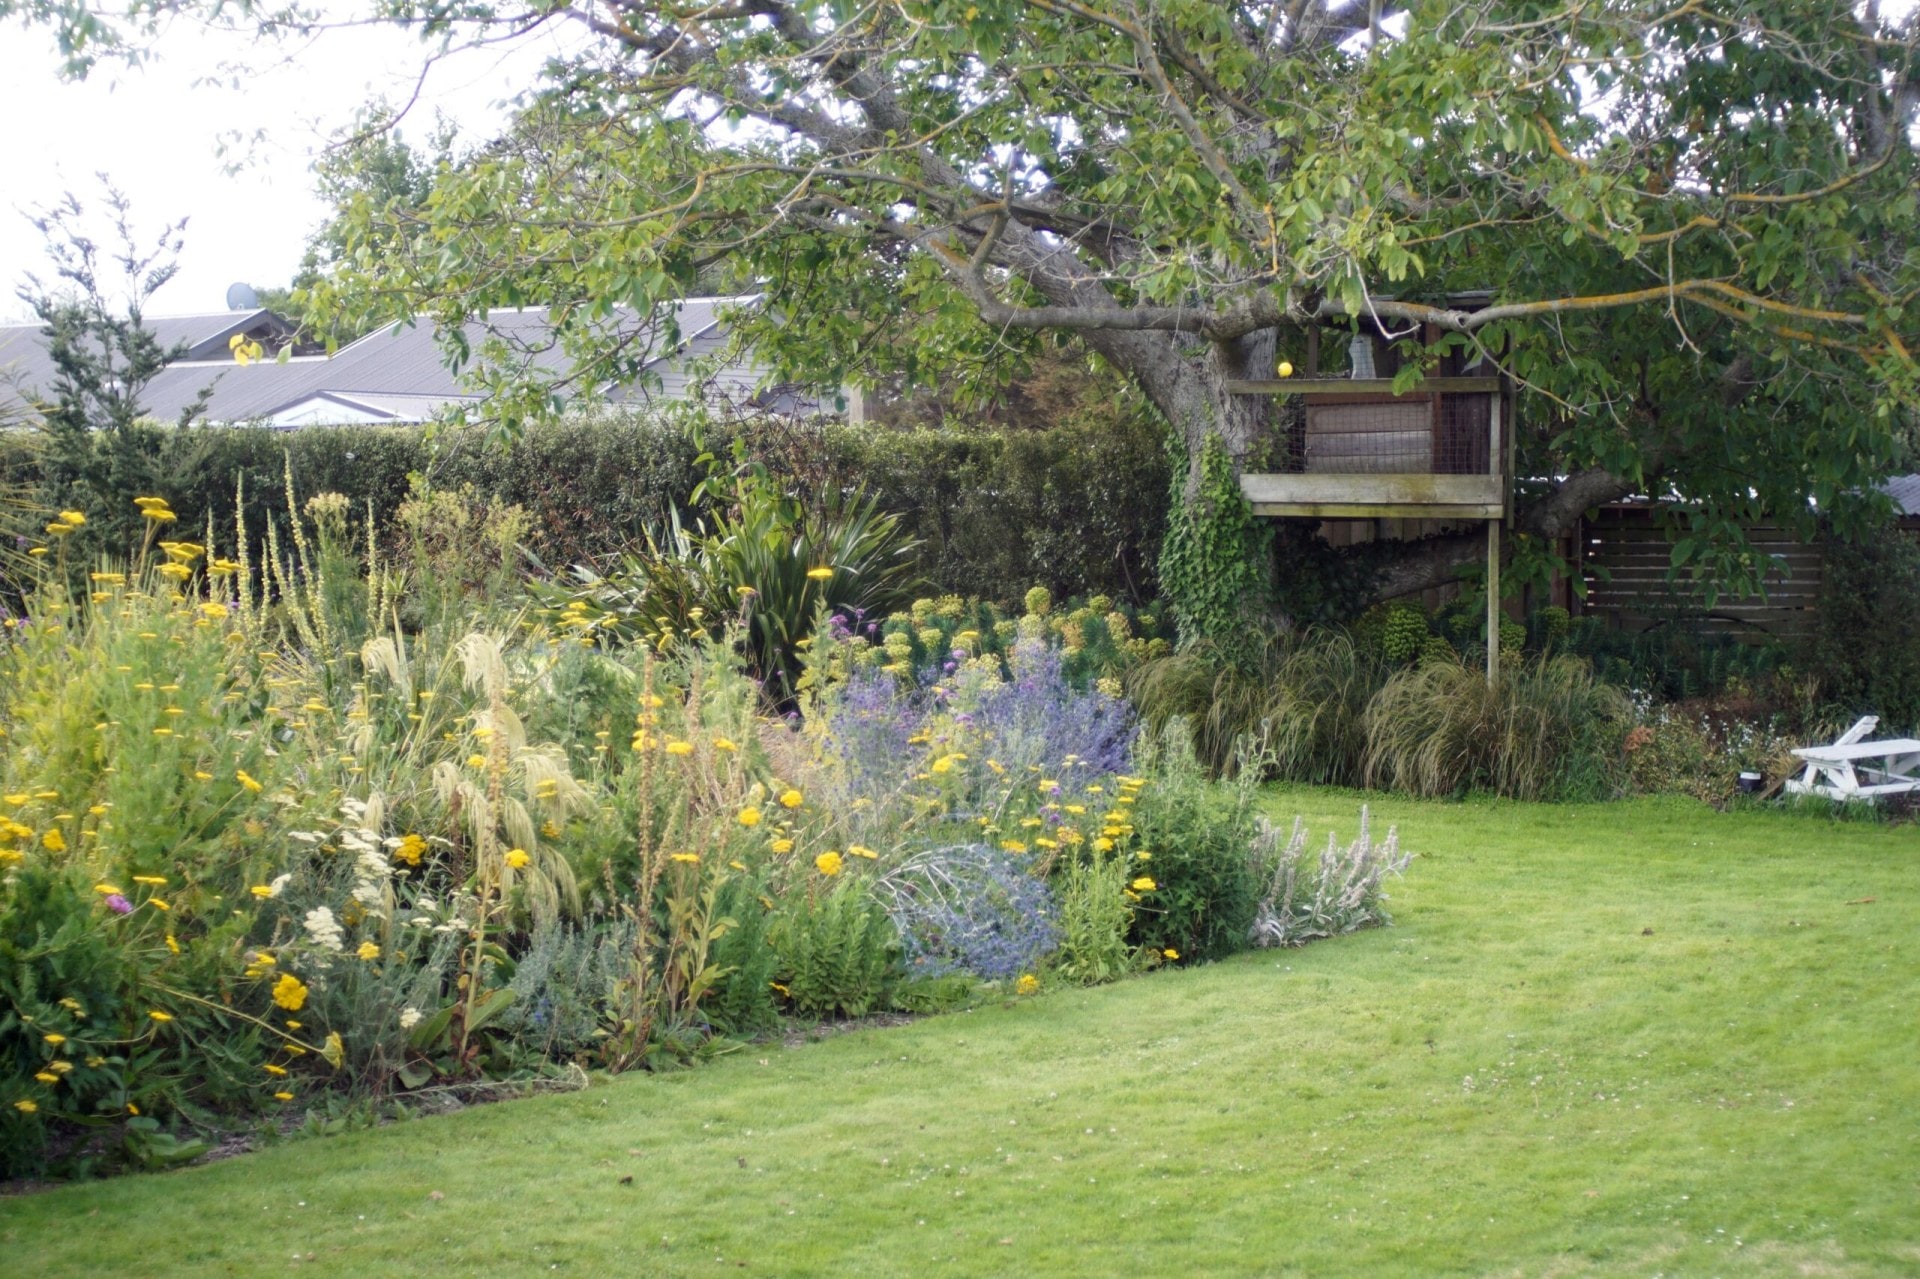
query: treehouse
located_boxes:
[1230,305,1511,521]
[1230,298,1514,675]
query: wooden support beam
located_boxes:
[1486,519,1501,685]
[1240,472,1505,517]
[1226,377,1503,396]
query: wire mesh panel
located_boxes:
[1273,387,1496,476]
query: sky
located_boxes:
[0,14,577,321]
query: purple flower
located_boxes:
[105,894,133,915]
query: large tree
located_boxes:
[16,0,1920,612]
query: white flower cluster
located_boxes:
[304,905,345,953]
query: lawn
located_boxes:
[3,788,1915,1277]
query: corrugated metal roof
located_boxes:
[0,309,295,422]
[0,298,785,426]
[1884,474,1920,517]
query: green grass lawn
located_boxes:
[4,789,1916,1277]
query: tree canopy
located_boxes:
[13,0,1920,607]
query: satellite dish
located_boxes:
[225,282,262,311]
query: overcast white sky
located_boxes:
[0,15,576,321]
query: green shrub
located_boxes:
[1128,630,1385,784]
[769,880,901,1019]
[2,409,1169,607]
[1049,845,1139,985]
[1125,728,1262,963]
[1807,523,1920,731]
[1363,653,1631,800]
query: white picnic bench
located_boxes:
[1785,716,1920,802]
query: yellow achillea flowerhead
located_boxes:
[1130,876,1157,892]
[41,829,66,853]
[33,1072,58,1084]
[393,833,427,866]
[274,1091,294,1102]
[806,566,834,580]
[779,788,803,809]
[42,1033,65,1046]
[713,738,737,752]
[769,838,794,854]
[669,852,701,865]
[664,740,694,756]
[504,848,531,870]
[235,770,264,793]
[148,1010,174,1023]
[1015,974,1040,996]
[57,510,85,526]
[356,941,380,962]
[814,851,843,876]
[847,845,878,860]
[737,807,762,828]
[1163,948,1179,961]
[271,974,308,1012]
[14,1099,37,1114]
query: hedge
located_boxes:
[1,411,1170,606]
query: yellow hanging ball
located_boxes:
[1277,360,1294,378]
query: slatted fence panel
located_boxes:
[1578,508,1822,639]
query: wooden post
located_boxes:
[1486,518,1500,684]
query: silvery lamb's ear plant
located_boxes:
[1248,808,1410,948]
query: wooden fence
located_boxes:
[1310,504,1825,639]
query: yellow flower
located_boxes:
[847,844,878,860]
[93,882,123,895]
[806,566,834,580]
[263,1063,289,1076]
[249,884,273,898]
[47,1061,72,1075]
[769,838,794,854]
[148,899,170,911]
[273,1091,294,1102]
[779,788,803,809]
[1000,840,1028,854]
[271,974,308,1011]
[814,851,844,876]
[467,754,488,768]
[1015,974,1040,996]
[393,833,427,866]
[3,794,27,806]
[199,602,230,621]
[737,807,762,828]
[1094,837,1115,852]
[131,875,167,885]
[356,941,381,961]
[1064,804,1086,815]
[1162,948,1179,960]
[149,1010,174,1023]
[156,562,192,581]
[664,740,694,756]
[1130,876,1157,892]
[713,738,738,752]
[34,1071,59,1084]
[43,1033,65,1046]
[13,1099,37,1114]
[669,852,701,865]
[41,829,66,852]
[57,510,85,527]
[504,848,531,870]
[235,770,263,793]
[165,934,180,955]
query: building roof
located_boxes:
[0,297,787,427]
[1884,474,1920,518]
